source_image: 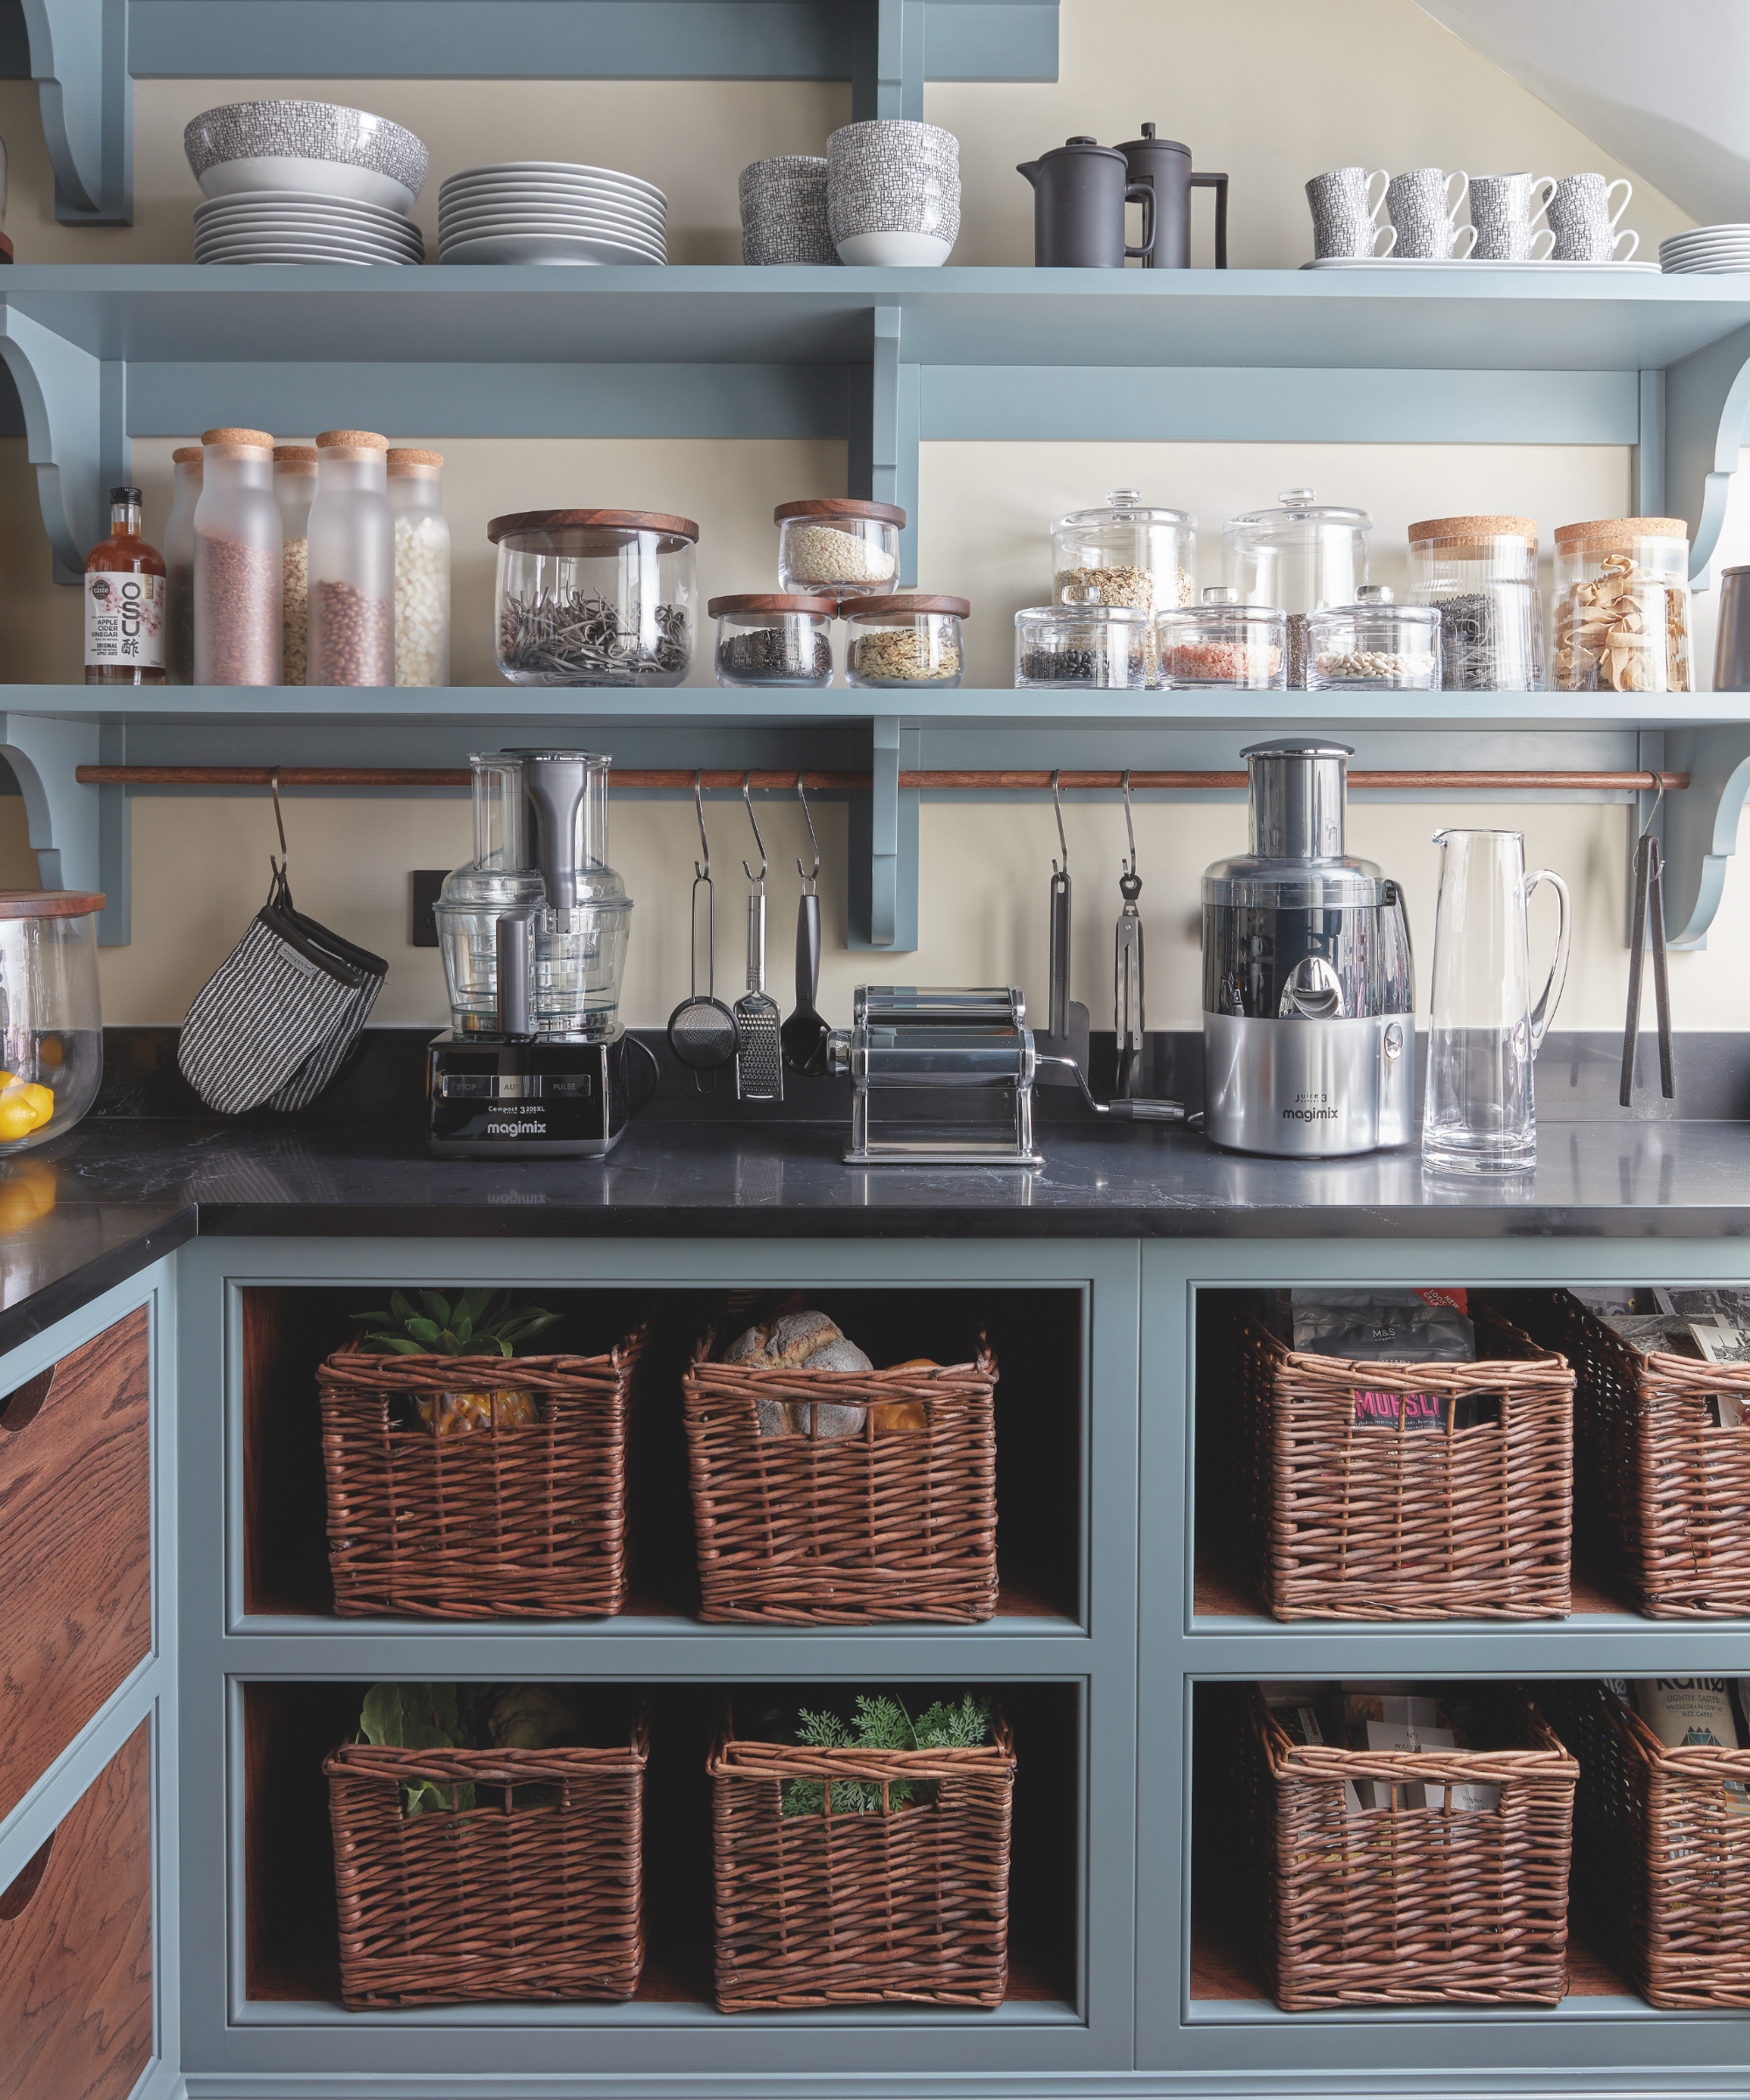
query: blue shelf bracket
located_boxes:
[1665,319,1750,590]
[0,304,128,582]
[852,0,925,120]
[850,304,920,584]
[19,0,134,224]
[1656,721,1750,951]
[0,711,103,911]
[849,715,920,952]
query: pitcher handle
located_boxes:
[1124,181,1156,260]
[1524,868,1571,1056]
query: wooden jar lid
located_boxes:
[1408,513,1536,543]
[774,497,906,528]
[0,890,105,918]
[709,593,838,616]
[850,593,970,618]
[487,508,700,546]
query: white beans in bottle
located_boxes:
[388,447,451,687]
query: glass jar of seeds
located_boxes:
[711,593,836,686]
[1551,517,1692,694]
[1304,586,1440,690]
[844,594,968,689]
[1407,514,1540,692]
[1051,490,1195,685]
[776,497,902,598]
[1157,587,1287,690]
[1014,603,1148,689]
[490,508,698,687]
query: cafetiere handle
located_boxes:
[1192,172,1228,268]
[1525,868,1572,1057]
[1124,182,1156,260]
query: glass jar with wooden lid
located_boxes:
[490,509,698,687]
[1407,514,1540,691]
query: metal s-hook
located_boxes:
[1120,768,1140,901]
[795,774,820,892]
[1051,769,1068,886]
[270,766,289,886]
[1640,769,1666,839]
[741,771,767,890]
[693,770,710,880]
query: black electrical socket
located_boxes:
[410,870,446,948]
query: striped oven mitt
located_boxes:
[178,869,384,1116]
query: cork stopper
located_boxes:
[1555,515,1689,547]
[387,447,444,471]
[172,444,205,466]
[201,427,274,457]
[1409,513,1536,547]
[317,430,388,449]
[273,444,318,466]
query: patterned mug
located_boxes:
[1386,168,1474,260]
[1306,166,1394,260]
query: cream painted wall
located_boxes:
[2,0,1744,1040]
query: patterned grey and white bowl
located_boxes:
[739,156,838,265]
[185,101,430,212]
[827,121,959,264]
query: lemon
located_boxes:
[20,1083,54,1128]
[0,1096,38,1142]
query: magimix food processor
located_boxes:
[429,750,639,1157]
[1201,740,1413,1158]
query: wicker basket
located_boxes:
[1514,1287,1750,1616]
[325,1706,648,2006]
[318,1325,646,1618]
[1243,1688,1577,2010]
[1222,1304,1574,1619]
[1550,1680,1750,2006]
[682,1326,998,1623]
[709,1706,1014,2012]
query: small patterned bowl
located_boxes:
[184,101,430,213]
[827,121,960,264]
[739,156,838,265]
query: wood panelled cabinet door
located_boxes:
[0,1719,154,2100]
[0,1306,151,1822]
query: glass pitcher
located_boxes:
[1422,830,1570,1172]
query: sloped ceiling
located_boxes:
[1417,0,1749,227]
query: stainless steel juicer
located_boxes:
[1201,739,1414,1157]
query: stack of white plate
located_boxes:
[1660,226,1750,274]
[438,163,666,265]
[194,189,424,265]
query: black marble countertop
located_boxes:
[0,1024,1746,1360]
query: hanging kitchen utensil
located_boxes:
[780,774,832,1077]
[733,774,783,1102]
[668,773,741,1087]
[1036,771,1090,1085]
[1115,769,1144,1100]
[1620,774,1676,1108]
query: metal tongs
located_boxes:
[1115,770,1144,1099]
[1620,773,1676,1108]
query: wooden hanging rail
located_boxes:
[76,765,1691,792]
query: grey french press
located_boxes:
[1115,123,1228,269]
[1017,137,1155,268]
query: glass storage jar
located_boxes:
[1304,585,1440,690]
[1407,514,1540,692]
[272,444,316,687]
[193,427,281,686]
[388,447,451,688]
[307,430,394,687]
[1222,487,1371,686]
[1052,490,1195,685]
[1158,586,1287,690]
[164,444,202,685]
[775,498,902,597]
[844,594,968,688]
[491,508,698,687]
[710,594,836,686]
[0,891,104,1150]
[1552,516,1692,693]
[1014,602,1149,689]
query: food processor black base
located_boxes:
[426,1029,632,1158]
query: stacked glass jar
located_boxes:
[307,430,395,687]
[1051,491,1195,686]
[1222,489,1371,688]
[1407,514,1541,691]
[194,427,281,687]
[1305,584,1441,690]
[1552,516,1692,693]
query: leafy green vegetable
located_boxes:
[359,1682,476,1817]
[780,1693,994,1818]
[351,1288,561,1360]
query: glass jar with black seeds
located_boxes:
[1014,603,1149,690]
[1407,514,1542,691]
[710,592,836,688]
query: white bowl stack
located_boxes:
[1660,226,1750,274]
[438,164,667,265]
[185,100,429,265]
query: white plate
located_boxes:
[438,201,662,234]
[195,251,397,267]
[198,212,423,249]
[1299,255,1661,270]
[444,160,662,200]
[440,172,664,208]
[195,242,417,262]
[439,188,664,228]
[196,232,420,262]
[197,158,417,214]
[438,230,663,266]
[437,207,663,246]
[437,228,664,262]
[195,187,416,227]
[1661,241,1750,257]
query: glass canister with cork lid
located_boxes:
[1407,514,1540,691]
[388,448,451,688]
[1222,488,1371,686]
[1552,517,1692,692]
[1053,491,1194,684]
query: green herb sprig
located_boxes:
[781,1693,993,1817]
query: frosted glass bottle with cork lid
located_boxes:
[307,430,395,687]
[164,446,202,685]
[194,428,282,687]
[388,448,450,687]
[273,444,316,687]
[1552,517,1692,693]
